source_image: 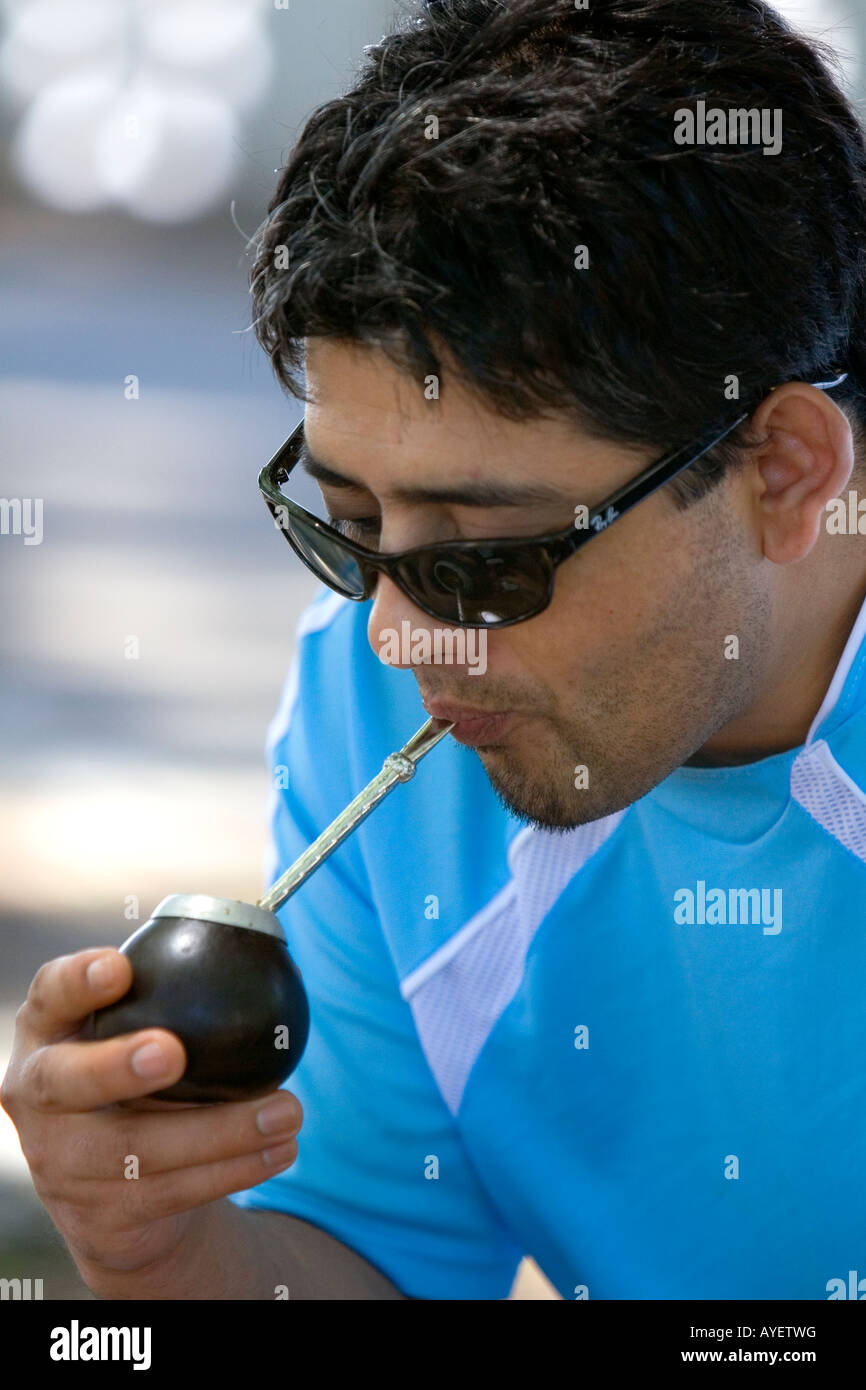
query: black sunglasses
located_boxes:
[258,372,848,629]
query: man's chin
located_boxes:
[480,758,612,832]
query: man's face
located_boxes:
[302,337,772,829]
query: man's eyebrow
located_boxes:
[298,440,570,508]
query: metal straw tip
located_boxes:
[400,715,456,764]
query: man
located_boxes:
[4,0,866,1299]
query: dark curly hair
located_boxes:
[248,0,866,504]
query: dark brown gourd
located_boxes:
[84,895,309,1103]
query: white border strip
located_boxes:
[400,825,544,999]
[820,740,866,808]
[400,878,518,999]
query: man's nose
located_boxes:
[367,573,440,669]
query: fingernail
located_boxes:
[263,1140,295,1167]
[87,957,114,990]
[131,1042,168,1078]
[257,1097,297,1136]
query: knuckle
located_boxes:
[26,1132,78,1202]
[0,1071,19,1117]
[21,1049,57,1112]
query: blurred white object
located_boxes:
[141,0,271,113]
[11,68,121,211]
[96,77,239,223]
[2,0,269,222]
[0,0,125,107]
[12,69,239,220]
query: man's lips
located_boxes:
[422,697,517,747]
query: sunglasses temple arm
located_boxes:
[602,376,847,517]
[257,716,455,913]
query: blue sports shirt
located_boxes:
[229,585,866,1300]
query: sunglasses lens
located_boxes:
[268,481,554,627]
[397,547,552,626]
[284,511,368,598]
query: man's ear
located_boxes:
[747,382,855,564]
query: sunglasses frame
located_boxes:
[258,371,848,630]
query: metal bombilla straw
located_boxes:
[257,716,455,914]
[88,715,456,1105]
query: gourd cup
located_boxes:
[83,716,452,1106]
[84,894,309,1103]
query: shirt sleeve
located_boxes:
[227,593,523,1300]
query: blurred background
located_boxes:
[0,0,863,1302]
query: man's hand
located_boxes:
[0,947,303,1281]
